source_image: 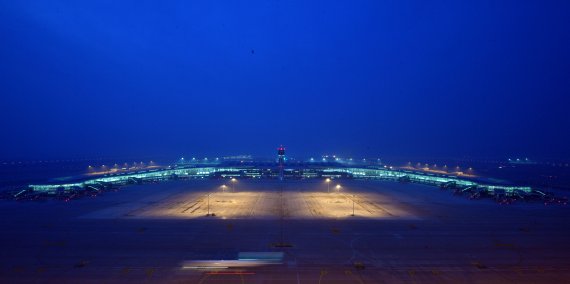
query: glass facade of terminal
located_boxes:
[27,166,532,195]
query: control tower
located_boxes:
[277,146,285,180]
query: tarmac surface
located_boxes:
[1,179,569,283]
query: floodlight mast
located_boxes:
[207,193,210,216]
[335,184,353,216]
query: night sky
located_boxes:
[1,1,569,160]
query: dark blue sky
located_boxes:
[1,0,569,160]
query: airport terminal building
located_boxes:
[14,147,545,204]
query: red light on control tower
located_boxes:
[277,146,285,157]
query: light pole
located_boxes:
[352,194,355,216]
[221,184,227,193]
[231,178,237,192]
[206,193,211,216]
[326,178,331,193]
[335,184,352,216]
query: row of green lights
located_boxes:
[29,166,531,193]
